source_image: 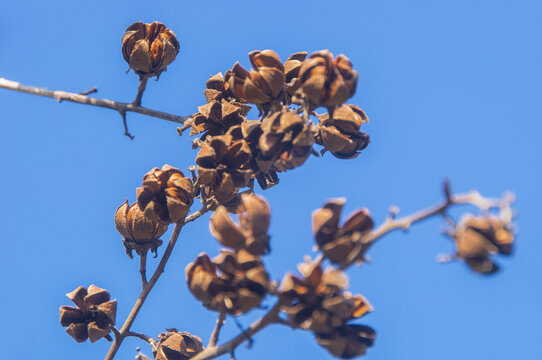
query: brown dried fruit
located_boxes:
[189,100,246,139]
[297,50,358,109]
[122,21,180,78]
[115,201,168,258]
[453,215,514,274]
[59,285,117,343]
[258,109,314,172]
[284,52,308,96]
[195,135,253,209]
[204,73,251,109]
[210,194,271,255]
[316,324,376,359]
[186,250,269,315]
[137,165,194,224]
[280,262,373,334]
[316,104,370,159]
[312,199,374,264]
[154,329,204,360]
[226,50,285,112]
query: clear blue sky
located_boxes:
[1,0,541,359]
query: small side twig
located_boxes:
[135,347,152,360]
[139,252,148,287]
[119,110,134,140]
[132,77,149,106]
[208,311,227,348]
[126,331,156,345]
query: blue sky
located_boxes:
[1,0,541,359]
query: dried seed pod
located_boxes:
[204,73,251,110]
[121,21,180,78]
[316,104,370,159]
[210,194,271,255]
[137,165,193,224]
[453,215,514,274]
[258,109,314,172]
[115,201,168,258]
[189,100,246,139]
[284,51,308,97]
[225,50,285,113]
[316,324,376,359]
[195,135,253,209]
[186,250,269,315]
[59,285,117,343]
[280,262,373,334]
[298,50,358,109]
[154,329,204,360]
[312,199,374,264]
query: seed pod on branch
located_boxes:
[137,165,194,224]
[121,21,180,79]
[316,104,370,159]
[153,329,204,360]
[316,324,376,359]
[225,50,285,114]
[452,215,514,274]
[186,250,270,315]
[210,194,271,255]
[114,201,167,258]
[297,50,358,111]
[280,262,373,334]
[59,285,117,343]
[195,135,253,209]
[284,51,308,98]
[312,199,374,264]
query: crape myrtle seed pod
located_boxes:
[115,201,168,258]
[137,165,194,224]
[122,21,180,78]
[59,285,117,343]
[153,329,204,360]
[316,324,376,359]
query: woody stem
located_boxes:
[139,252,147,287]
[0,77,190,125]
[133,77,149,106]
[104,206,209,360]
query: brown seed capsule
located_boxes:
[225,50,285,112]
[258,109,314,172]
[195,135,253,209]
[298,50,358,109]
[153,329,204,360]
[189,100,246,139]
[136,165,194,224]
[316,104,370,159]
[316,324,376,359]
[312,199,374,264]
[280,262,373,334]
[284,52,308,96]
[59,285,117,343]
[210,194,271,255]
[121,21,180,78]
[453,215,514,274]
[186,250,269,315]
[115,201,168,258]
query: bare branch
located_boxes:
[104,206,209,360]
[0,78,190,125]
[126,331,155,345]
[132,77,149,107]
[139,252,148,287]
[208,311,227,348]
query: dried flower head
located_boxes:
[121,21,180,78]
[316,324,376,359]
[137,165,194,224]
[280,262,373,334]
[153,329,204,360]
[195,135,253,209]
[210,194,271,255]
[316,104,370,159]
[453,215,514,274]
[298,50,358,109]
[204,72,251,108]
[312,199,374,264]
[59,285,117,343]
[226,50,285,112]
[115,201,168,258]
[189,100,246,139]
[186,250,270,315]
[284,52,308,97]
[257,109,314,172]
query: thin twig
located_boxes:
[208,311,227,348]
[104,206,209,360]
[126,331,155,345]
[119,110,135,140]
[0,78,190,124]
[58,86,98,102]
[340,189,514,269]
[191,300,286,360]
[133,77,148,106]
[139,252,148,287]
